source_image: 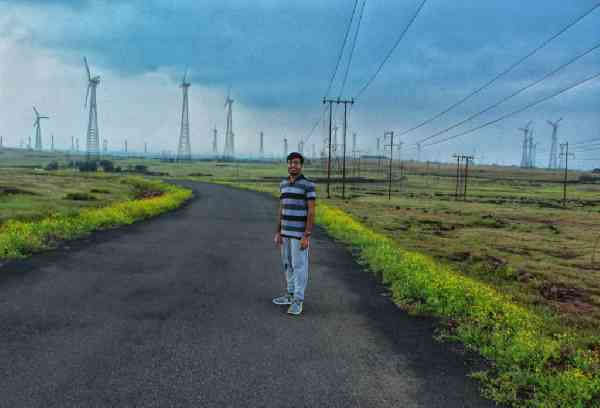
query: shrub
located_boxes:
[45,161,59,171]
[99,160,115,172]
[76,161,98,172]
[64,192,96,201]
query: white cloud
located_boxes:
[0,33,318,158]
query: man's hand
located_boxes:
[274,232,283,246]
[300,236,310,250]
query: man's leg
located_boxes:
[290,238,309,301]
[281,237,295,296]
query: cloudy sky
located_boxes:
[0,0,599,167]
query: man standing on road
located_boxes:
[273,152,316,316]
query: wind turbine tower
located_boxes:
[223,88,235,159]
[212,127,219,155]
[527,125,535,168]
[51,134,54,152]
[259,131,264,157]
[33,107,49,151]
[547,118,562,169]
[283,138,288,160]
[177,69,192,161]
[83,57,100,158]
[519,121,531,168]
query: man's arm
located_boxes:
[303,200,315,237]
[276,201,282,233]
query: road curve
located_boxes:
[0,181,497,407]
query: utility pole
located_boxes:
[453,154,474,200]
[559,142,574,207]
[384,131,395,200]
[454,155,462,199]
[341,99,353,199]
[322,98,335,198]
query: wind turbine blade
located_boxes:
[41,116,49,119]
[84,57,91,80]
[33,106,39,117]
[85,85,90,108]
[557,117,563,124]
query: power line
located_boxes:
[338,0,367,99]
[302,1,360,145]
[325,0,360,98]
[422,70,600,148]
[353,0,428,100]
[303,104,328,144]
[398,2,600,138]
[571,136,600,146]
[414,40,600,146]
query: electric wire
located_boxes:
[413,40,600,146]
[338,0,367,99]
[325,0,360,98]
[353,0,428,100]
[422,70,600,148]
[397,2,600,138]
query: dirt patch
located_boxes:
[541,284,587,303]
[135,190,165,199]
[0,186,38,196]
[447,251,471,262]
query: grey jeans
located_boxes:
[280,236,310,301]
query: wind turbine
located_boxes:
[223,87,235,159]
[177,68,192,161]
[33,106,49,151]
[547,117,563,169]
[518,121,532,168]
[84,57,100,158]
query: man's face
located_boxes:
[287,158,302,176]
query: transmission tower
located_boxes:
[223,88,235,159]
[83,57,100,159]
[177,69,192,161]
[547,117,562,169]
[32,106,49,151]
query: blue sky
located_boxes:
[0,0,599,166]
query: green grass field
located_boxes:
[3,148,600,334]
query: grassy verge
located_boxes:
[0,177,192,260]
[214,180,600,408]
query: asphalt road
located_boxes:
[0,181,497,407]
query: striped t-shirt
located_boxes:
[279,174,316,239]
